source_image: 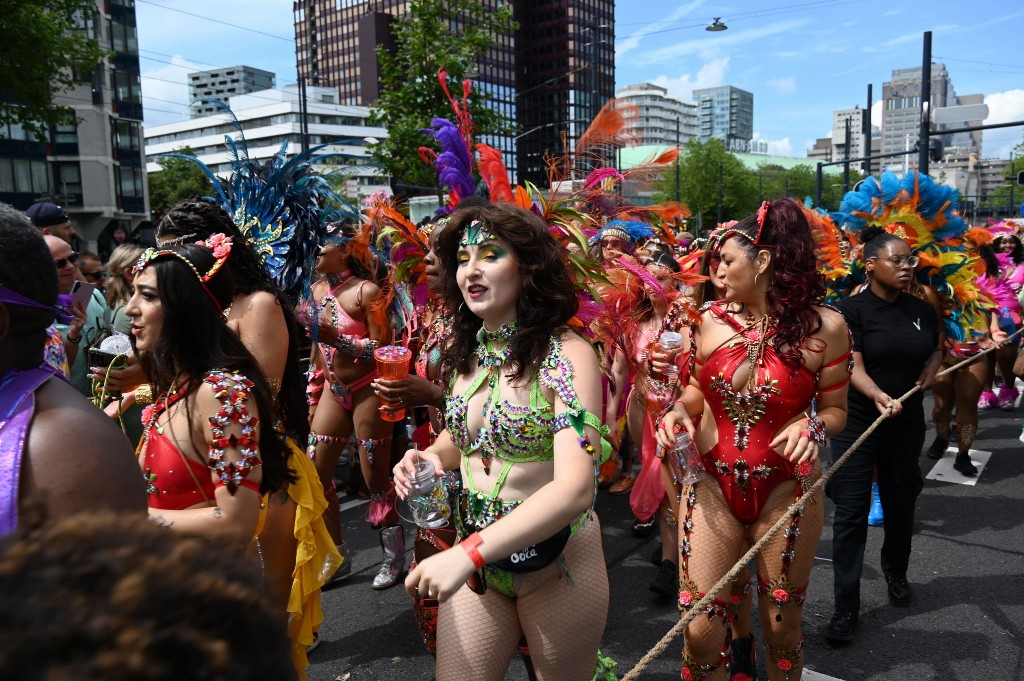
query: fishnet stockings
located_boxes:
[435,519,609,681]
[679,470,823,681]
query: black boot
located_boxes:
[649,559,678,599]
[953,452,978,476]
[926,436,948,460]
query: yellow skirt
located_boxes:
[282,439,342,680]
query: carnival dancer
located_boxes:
[658,199,852,681]
[978,229,1024,410]
[150,202,340,676]
[824,227,942,642]
[592,218,654,495]
[393,202,610,680]
[927,235,1004,474]
[305,223,403,589]
[128,240,294,545]
[0,209,146,537]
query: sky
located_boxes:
[136,0,1024,161]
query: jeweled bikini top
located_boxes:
[446,334,602,466]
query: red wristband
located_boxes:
[461,532,486,569]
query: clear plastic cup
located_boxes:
[407,460,450,529]
[373,345,412,422]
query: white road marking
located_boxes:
[925,448,992,486]
[804,670,846,681]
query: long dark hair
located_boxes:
[724,198,825,371]
[436,202,579,383]
[155,198,308,444]
[134,244,294,495]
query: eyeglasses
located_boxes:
[83,270,108,282]
[870,255,919,268]
[54,252,79,269]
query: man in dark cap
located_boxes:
[26,202,76,244]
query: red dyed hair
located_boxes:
[722,198,826,371]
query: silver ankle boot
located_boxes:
[372,525,406,590]
[324,540,352,586]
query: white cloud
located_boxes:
[616,0,706,60]
[752,132,793,156]
[649,58,730,102]
[871,100,882,128]
[862,24,958,53]
[142,55,203,127]
[630,18,812,65]
[768,77,797,95]
[983,89,1024,159]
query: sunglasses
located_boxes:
[54,252,79,269]
[83,270,108,281]
[870,255,920,268]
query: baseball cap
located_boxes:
[26,202,70,228]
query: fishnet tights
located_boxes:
[435,519,609,681]
[680,473,824,681]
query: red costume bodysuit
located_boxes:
[694,303,850,523]
[140,370,262,510]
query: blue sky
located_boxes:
[137,0,1024,160]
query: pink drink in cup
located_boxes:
[374,345,412,422]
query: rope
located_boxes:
[620,329,1023,680]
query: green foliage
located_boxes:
[654,139,757,225]
[147,149,212,215]
[368,0,516,194]
[0,0,108,141]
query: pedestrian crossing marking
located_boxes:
[925,448,992,486]
[804,670,846,681]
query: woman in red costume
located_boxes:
[128,240,293,546]
[304,224,402,590]
[658,199,851,680]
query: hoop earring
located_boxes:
[753,271,772,293]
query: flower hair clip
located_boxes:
[194,233,233,281]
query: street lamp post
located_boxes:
[675,116,681,202]
[717,161,724,224]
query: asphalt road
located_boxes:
[308,393,1024,681]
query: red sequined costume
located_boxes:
[140,370,262,510]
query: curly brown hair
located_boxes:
[435,202,579,383]
[0,512,294,680]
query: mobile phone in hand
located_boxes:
[70,280,96,309]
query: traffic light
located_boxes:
[1017,170,1024,187]
[928,138,944,163]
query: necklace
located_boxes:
[327,269,353,288]
[139,379,184,496]
[470,321,517,474]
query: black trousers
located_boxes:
[825,411,925,612]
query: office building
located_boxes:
[188,66,276,117]
[144,84,389,204]
[880,63,984,169]
[693,85,753,153]
[292,0,615,188]
[615,83,697,147]
[0,0,147,251]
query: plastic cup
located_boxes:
[407,460,451,529]
[667,431,706,486]
[374,345,412,422]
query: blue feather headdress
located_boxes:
[160,99,369,301]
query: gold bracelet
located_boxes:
[134,383,154,405]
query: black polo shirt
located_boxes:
[834,288,939,427]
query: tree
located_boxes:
[979,140,1024,219]
[368,0,516,194]
[654,139,757,227]
[0,0,108,141]
[147,149,212,215]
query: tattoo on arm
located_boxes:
[152,514,174,529]
[213,507,222,519]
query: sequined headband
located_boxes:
[717,201,775,249]
[133,234,233,312]
[459,219,497,247]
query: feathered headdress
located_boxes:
[160,99,365,301]
[836,169,988,341]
